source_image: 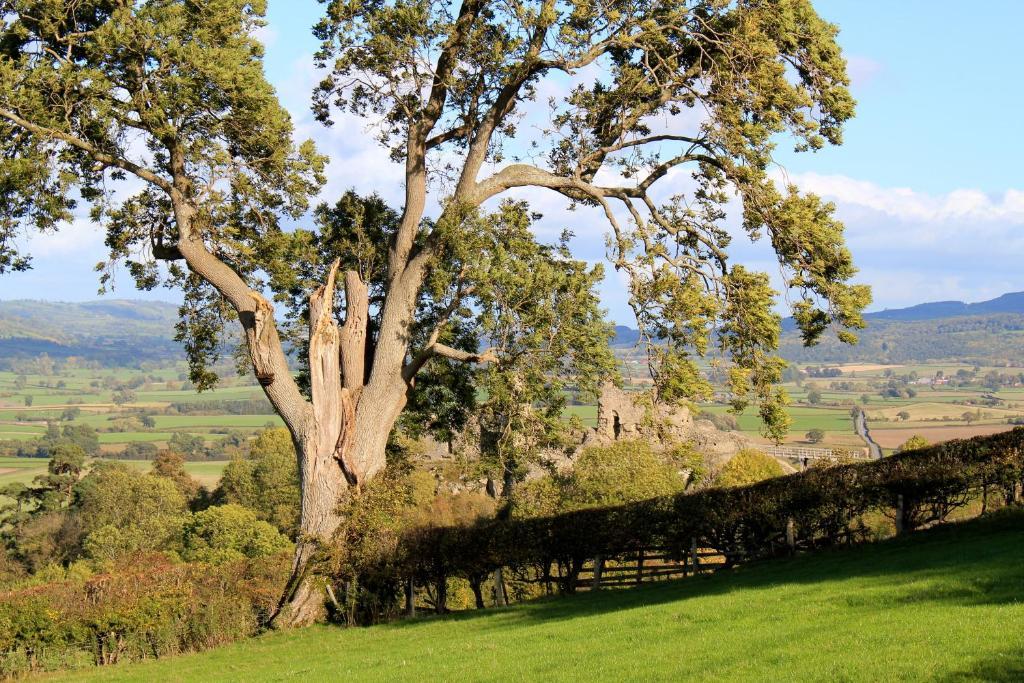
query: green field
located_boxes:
[0,457,229,490]
[59,507,1024,682]
[0,456,48,486]
[111,459,229,488]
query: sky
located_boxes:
[6,0,1024,325]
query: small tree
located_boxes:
[806,389,823,405]
[111,388,137,406]
[963,411,977,425]
[897,410,911,421]
[151,450,202,502]
[805,428,825,444]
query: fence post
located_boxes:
[405,577,415,617]
[785,517,796,553]
[895,494,906,535]
[636,549,645,585]
[690,537,700,575]
[591,555,604,591]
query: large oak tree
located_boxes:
[0,0,868,624]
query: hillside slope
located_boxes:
[0,300,181,364]
[68,508,1024,682]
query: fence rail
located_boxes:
[577,545,727,590]
[764,445,871,461]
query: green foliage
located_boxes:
[896,435,930,454]
[151,449,202,502]
[214,428,300,537]
[564,441,692,509]
[76,462,188,561]
[0,0,326,386]
[182,504,291,564]
[713,449,785,488]
[0,553,290,678]
[512,440,693,518]
[806,428,826,444]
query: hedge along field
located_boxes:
[387,428,1024,611]
[150,415,283,429]
[60,507,1024,682]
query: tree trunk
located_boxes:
[272,263,386,628]
[470,576,485,609]
[271,426,351,628]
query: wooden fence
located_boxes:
[577,542,727,591]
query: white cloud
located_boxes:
[784,172,1024,225]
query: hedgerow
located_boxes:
[0,552,290,678]
[395,428,1024,604]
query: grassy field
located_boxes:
[58,507,1024,682]
[0,456,229,489]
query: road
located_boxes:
[854,409,883,460]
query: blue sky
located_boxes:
[7,1,1024,325]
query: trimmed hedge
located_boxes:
[398,428,1024,600]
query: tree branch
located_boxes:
[0,108,172,193]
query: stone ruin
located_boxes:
[425,383,759,493]
[583,383,754,467]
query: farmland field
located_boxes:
[870,424,1019,450]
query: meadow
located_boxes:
[59,505,1024,682]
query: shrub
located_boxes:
[703,411,739,432]
[0,553,290,677]
[181,505,291,564]
[75,462,188,561]
[214,429,300,537]
[896,435,929,453]
[713,449,784,487]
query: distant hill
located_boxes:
[611,292,1024,365]
[863,291,1024,322]
[5,292,1024,367]
[0,299,182,364]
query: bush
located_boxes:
[214,429,300,537]
[703,411,739,432]
[713,449,784,487]
[0,553,290,677]
[76,462,188,561]
[181,505,291,564]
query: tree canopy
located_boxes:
[0,0,869,624]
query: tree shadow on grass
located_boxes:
[939,649,1024,682]
[388,506,1024,631]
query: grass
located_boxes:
[150,415,283,429]
[61,507,1024,682]
[700,404,856,434]
[0,456,48,486]
[109,459,229,488]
